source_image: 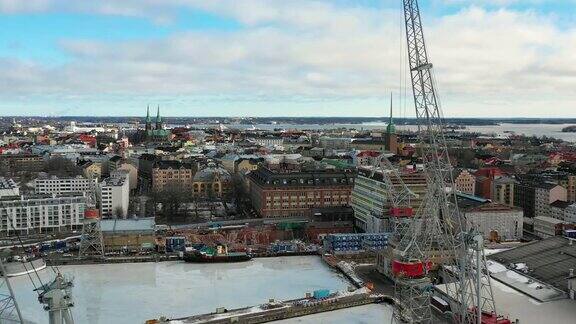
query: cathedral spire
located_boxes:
[145,105,152,131]
[156,105,163,130]
[386,93,395,135]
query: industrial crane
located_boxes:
[386,1,510,323]
[369,95,416,238]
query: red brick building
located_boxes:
[248,167,356,218]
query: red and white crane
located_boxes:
[386,1,510,324]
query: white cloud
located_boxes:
[0,1,575,117]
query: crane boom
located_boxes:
[388,1,507,324]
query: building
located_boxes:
[144,106,171,142]
[318,137,352,150]
[34,175,97,196]
[0,178,19,198]
[109,158,138,191]
[99,175,130,218]
[568,174,576,203]
[492,176,516,206]
[0,154,44,172]
[456,193,523,242]
[193,163,233,199]
[0,194,87,236]
[101,217,155,251]
[247,135,284,147]
[535,183,567,219]
[351,167,427,233]
[78,160,102,180]
[454,169,476,195]
[248,167,355,218]
[355,151,380,167]
[474,167,503,199]
[514,178,537,223]
[137,153,159,189]
[152,160,195,191]
[350,139,388,153]
[533,216,567,238]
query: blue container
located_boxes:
[166,237,186,252]
[313,289,330,299]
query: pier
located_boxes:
[148,290,393,324]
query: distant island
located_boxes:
[562,125,576,132]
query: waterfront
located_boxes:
[8,256,391,324]
[192,123,576,143]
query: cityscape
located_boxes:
[1,1,576,324]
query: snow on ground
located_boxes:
[486,260,507,273]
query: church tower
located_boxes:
[145,105,152,131]
[385,94,398,153]
[156,105,163,130]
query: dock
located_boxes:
[147,289,393,324]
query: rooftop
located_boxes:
[0,178,18,190]
[101,217,155,233]
[489,236,576,293]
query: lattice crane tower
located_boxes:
[388,1,510,324]
[78,178,104,258]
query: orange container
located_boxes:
[84,209,100,219]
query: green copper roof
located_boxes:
[146,105,152,123]
[156,105,162,124]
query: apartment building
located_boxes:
[151,160,196,191]
[535,183,567,219]
[351,167,427,233]
[492,176,516,207]
[0,194,87,236]
[99,174,129,218]
[34,176,97,196]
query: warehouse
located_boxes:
[101,217,156,252]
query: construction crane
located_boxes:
[0,251,24,323]
[78,177,104,258]
[386,1,510,324]
[369,95,416,236]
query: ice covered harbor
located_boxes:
[9,256,392,324]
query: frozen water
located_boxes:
[10,256,364,324]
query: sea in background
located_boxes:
[8,256,391,324]
[187,123,576,143]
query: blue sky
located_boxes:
[0,0,574,117]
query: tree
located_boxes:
[150,184,194,224]
[114,206,125,219]
[43,157,82,177]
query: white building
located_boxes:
[464,203,524,241]
[0,178,19,197]
[534,216,565,238]
[99,174,129,218]
[0,194,87,236]
[34,176,97,196]
[456,193,523,242]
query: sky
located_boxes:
[0,0,575,118]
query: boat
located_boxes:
[1,255,47,277]
[183,245,251,263]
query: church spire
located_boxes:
[156,105,163,130]
[145,105,152,131]
[386,93,395,135]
